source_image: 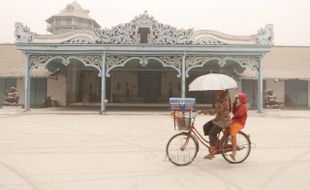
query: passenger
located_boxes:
[230,92,248,160]
[203,90,231,159]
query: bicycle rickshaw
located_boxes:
[166,97,251,166]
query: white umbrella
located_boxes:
[189,73,237,91]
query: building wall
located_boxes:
[47,75,66,106]
[265,79,285,104]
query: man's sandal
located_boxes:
[203,154,215,160]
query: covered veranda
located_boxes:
[17,43,270,113]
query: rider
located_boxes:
[230,92,248,160]
[203,90,231,159]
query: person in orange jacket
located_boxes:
[230,92,248,160]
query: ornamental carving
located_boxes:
[195,38,225,45]
[15,15,273,45]
[186,56,210,66]
[14,22,36,43]
[29,55,103,70]
[78,56,102,68]
[232,56,260,71]
[106,56,130,67]
[29,55,53,67]
[94,12,193,45]
[65,37,95,44]
[159,56,182,68]
[256,24,274,45]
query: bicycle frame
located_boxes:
[189,125,210,148]
[185,113,229,151]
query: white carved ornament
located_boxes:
[14,16,273,45]
[14,22,36,43]
[193,24,274,45]
[255,24,274,45]
[95,12,194,45]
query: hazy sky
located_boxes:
[1,0,309,45]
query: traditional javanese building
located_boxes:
[1,1,309,112]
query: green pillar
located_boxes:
[24,54,30,111]
[100,52,106,113]
[181,53,186,98]
[257,57,263,113]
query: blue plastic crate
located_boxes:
[169,98,196,111]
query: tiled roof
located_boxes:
[0,44,24,77]
[0,44,50,78]
[262,46,310,79]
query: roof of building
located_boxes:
[0,44,50,78]
[262,46,310,79]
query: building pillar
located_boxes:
[70,67,78,102]
[110,72,114,103]
[24,54,30,111]
[181,53,186,98]
[257,57,263,113]
[100,52,106,113]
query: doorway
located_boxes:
[30,78,47,106]
[285,80,308,107]
[138,71,161,103]
[242,79,266,108]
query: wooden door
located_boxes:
[285,80,308,107]
[30,78,47,106]
[138,71,161,103]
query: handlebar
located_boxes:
[192,110,204,118]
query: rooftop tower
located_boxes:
[46,0,100,34]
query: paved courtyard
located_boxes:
[0,109,310,190]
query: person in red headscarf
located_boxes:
[230,92,248,160]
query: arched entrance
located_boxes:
[26,55,103,108]
[66,62,102,105]
[107,57,180,104]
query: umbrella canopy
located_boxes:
[189,73,237,91]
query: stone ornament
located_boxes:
[14,22,36,43]
[3,87,19,106]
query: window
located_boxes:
[138,27,150,43]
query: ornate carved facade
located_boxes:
[15,12,274,45]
